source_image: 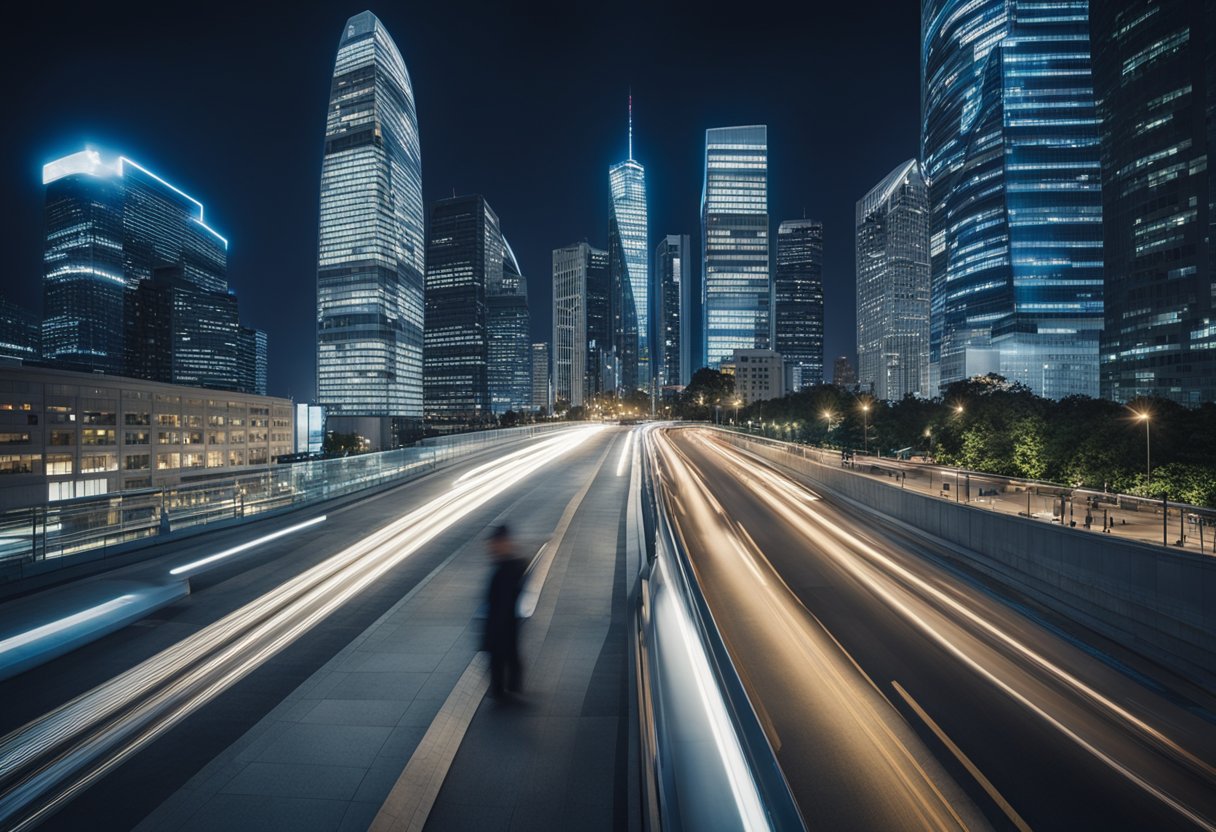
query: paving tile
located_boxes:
[256,723,391,768]
[179,794,349,832]
[338,800,381,832]
[325,670,429,701]
[300,698,410,727]
[219,761,366,801]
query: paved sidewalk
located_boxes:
[134,430,631,832]
[420,436,632,831]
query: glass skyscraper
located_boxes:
[1091,0,1215,404]
[0,295,40,363]
[487,240,532,415]
[702,125,770,369]
[774,219,825,389]
[424,195,496,425]
[42,149,228,376]
[922,0,1104,398]
[653,234,690,388]
[552,242,609,408]
[856,160,931,401]
[608,99,650,394]
[316,11,424,447]
[531,342,550,413]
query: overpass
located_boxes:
[0,424,1212,830]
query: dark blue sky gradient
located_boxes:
[2,1,919,399]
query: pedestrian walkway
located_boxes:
[134,430,633,832]
[740,433,1214,555]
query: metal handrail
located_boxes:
[635,425,806,831]
[0,423,573,576]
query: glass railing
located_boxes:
[0,423,572,575]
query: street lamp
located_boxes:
[1134,410,1152,492]
[733,398,742,425]
[860,401,871,455]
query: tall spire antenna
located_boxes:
[628,89,633,161]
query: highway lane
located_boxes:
[652,426,1216,831]
[0,425,617,831]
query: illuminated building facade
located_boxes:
[316,11,424,447]
[922,0,1104,398]
[531,342,550,413]
[702,125,770,368]
[424,195,496,425]
[552,242,610,408]
[41,149,229,376]
[0,295,40,362]
[856,160,930,400]
[608,99,650,393]
[774,219,825,390]
[487,240,532,415]
[654,234,690,387]
[1091,0,1216,404]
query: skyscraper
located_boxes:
[774,219,825,389]
[487,240,532,415]
[654,234,690,387]
[1091,0,1216,404]
[702,126,770,369]
[424,195,496,425]
[552,242,609,408]
[531,342,550,413]
[41,149,228,376]
[316,11,424,448]
[922,0,1104,398]
[608,97,650,394]
[855,160,931,401]
[127,267,244,392]
[0,294,40,362]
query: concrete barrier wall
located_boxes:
[718,431,1216,684]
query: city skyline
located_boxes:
[1,1,920,401]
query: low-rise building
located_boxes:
[731,349,784,405]
[0,364,293,510]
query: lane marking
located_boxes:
[370,435,616,832]
[892,680,1032,832]
[616,427,635,477]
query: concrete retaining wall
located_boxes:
[718,431,1216,685]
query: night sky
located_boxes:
[3,1,919,401]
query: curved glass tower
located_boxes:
[316,11,424,447]
[608,99,649,393]
[922,0,1103,398]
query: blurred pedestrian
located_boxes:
[484,524,526,698]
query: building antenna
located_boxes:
[628,89,633,161]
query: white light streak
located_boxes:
[169,515,328,576]
[0,596,138,655]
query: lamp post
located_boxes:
[733,398,741,425]
[860,401,871,455]
[1135,410,1152,492]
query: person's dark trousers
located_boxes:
[490,639,522,697]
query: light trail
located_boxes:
[691,429,1216,830]
[168,515,327,576]
[654,429,971,831]
[0,596,139,654]
[0,426,603,831]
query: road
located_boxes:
[0,425,623,831]
[651,426,1216,831]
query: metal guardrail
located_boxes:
[0,423,572,578]
[633,424,805,831]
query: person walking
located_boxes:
[484,524,526,698]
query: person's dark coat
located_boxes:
[483,556,527,653]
